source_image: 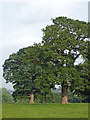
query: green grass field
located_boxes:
[2,103,88,118]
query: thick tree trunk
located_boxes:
[29,93,34,104]
[61,82,68,104]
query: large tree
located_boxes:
[3,44,56,103]
[41,17,88,104]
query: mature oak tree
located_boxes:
[41,17,88,104]
[3,44,57,103]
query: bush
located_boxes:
[0,88,14,103]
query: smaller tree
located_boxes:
[3,44,57,103]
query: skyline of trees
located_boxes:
[2,17,89,104]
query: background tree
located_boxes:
[0,88,14,103]
[41,16,88,104]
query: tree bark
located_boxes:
[61,82,68,104]
[29,93,34,104]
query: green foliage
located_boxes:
[3,44,57,101]
[2,16,88,103]
[12,91,61,103]
[35,91,61,103]
[42,16,88,85]
[0,88,14,103]
[15,98,29,104]
[69,60,89,102]
[41,17,88,102]
[68,89,86,103]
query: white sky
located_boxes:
[0,0,89,90]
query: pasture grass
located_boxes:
[2,103,88,118]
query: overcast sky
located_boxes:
[0,0,89,90]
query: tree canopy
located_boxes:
[41,17,88,103]
[3,44,57,102]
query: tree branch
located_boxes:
[74,53,80,61]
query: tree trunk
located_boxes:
[61,82,68,104]
[29,93,34,104]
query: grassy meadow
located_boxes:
[2,103,88,118]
